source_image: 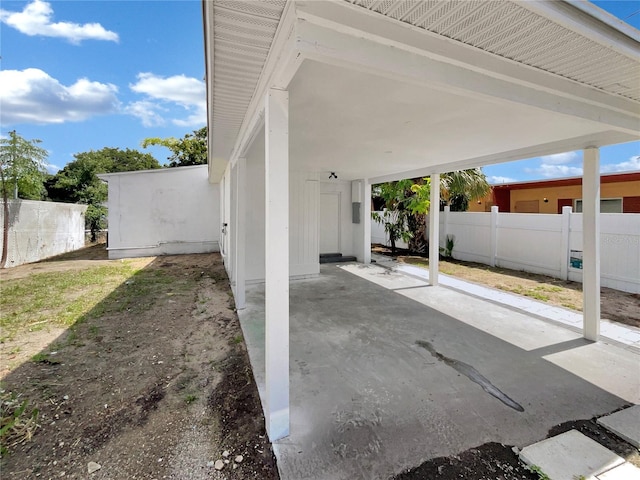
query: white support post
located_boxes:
[264,88,290,440]
[429,174,440,286]
[363,180,372,264]
[490,206,499,267]
[560,206,572,281]
[234,158,247,310]
[582,148,600,341]
[229,164,238,285]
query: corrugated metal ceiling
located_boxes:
[209,0,639,160]
[346,0,639,102]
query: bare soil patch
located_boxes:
[372,245,640,329]
[1,250,278,479]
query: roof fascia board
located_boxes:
[493,171,640,190]
[296,0,640,120]
[228,1,301,167]
[368,131,638,184]
[97,165,209,180]
[528,0,640,58]
[294,18,640,137]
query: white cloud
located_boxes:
[533,164,583,178]
[125,100,167,127]
[538,151,578,165]
[601,156,640,173]
[46,162,61,173]
[130,73,204,106]
[172,106,207,128]
[487,175,516,184]
[0,0,118,43]
[128,73,206,127]
[0,68,119,125]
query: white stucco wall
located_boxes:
[0,200,87,268]
[100,165,220,260]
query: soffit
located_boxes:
[210,0,286,160]
[344,0,640,102]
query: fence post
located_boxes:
[560,206,572,280]
[490,205,499,267]
[442,205,450,254]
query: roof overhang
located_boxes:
[203,0,640,183]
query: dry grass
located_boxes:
[391,254,640,328]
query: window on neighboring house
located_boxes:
[574,198,623,213]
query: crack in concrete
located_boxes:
[416,340,525,412]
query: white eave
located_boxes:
[203,0,640,183]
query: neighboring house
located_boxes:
[203,0,639,441]
[470,171,640,213]
[98,165,220,260]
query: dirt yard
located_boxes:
[372,245,640,329]
[1,246,278,479]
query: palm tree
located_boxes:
[440,168,490,212]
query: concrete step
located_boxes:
[319,253,357,264]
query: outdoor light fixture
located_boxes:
[329,172,338,179]
[477,200,482,204]
[543,197,549,203]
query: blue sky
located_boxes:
[1,0,639,182]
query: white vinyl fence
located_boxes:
[0,200,87,268]
[373,208,640,294]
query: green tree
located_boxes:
[0,131,49,267]
[142,127,207,167]
[372,178,430,254]
[372,169,490,254]
[47,147,160,241]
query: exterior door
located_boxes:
[320,192,340,253]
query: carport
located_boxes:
[238,263,639,479]
[202,0,640,441]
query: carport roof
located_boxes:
[203,0,640,182]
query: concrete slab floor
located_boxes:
[238,264,640,480]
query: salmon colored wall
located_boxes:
[467,179,640,213]
[509,180,640,213]
[468,193,493,212]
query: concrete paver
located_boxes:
[596,462,640,480]
[519,430,625,480]
[597,405,640,448]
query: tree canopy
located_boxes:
[47,147,161,240]
[142,126,207,167]
[0,130,48,201]
[0,130,49,267]
[440,168,491,212]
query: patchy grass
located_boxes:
[0,388,39,457]
[0,263,139,342]
[401,257,583,312]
